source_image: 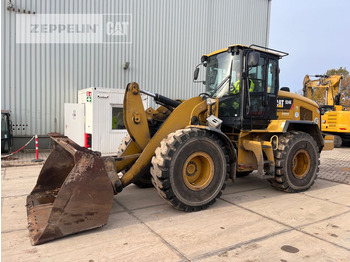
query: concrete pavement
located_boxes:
[1,148,350,261]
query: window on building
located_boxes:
[112,107,125,130]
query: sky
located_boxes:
[269,0,350,93]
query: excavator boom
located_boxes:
[303,74,343,105]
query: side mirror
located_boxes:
[247,51,260,67]
[193,67,200,80]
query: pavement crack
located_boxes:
[222,185,269,196]
[2,193,28,199]
[129,203,168,212]
[2,228,27,234]
[115,199,190,262]
[191,229,292,261]
[2,168,6,179]
[220,198,350,254]
[318,177,350,185]
[301,192,350,208]
[220,197,295,230]
[297,227,350,252]
[297,209,350,229]
[110,200,168,214]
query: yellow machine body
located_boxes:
[322,107,350,133]
[303,74,350,146]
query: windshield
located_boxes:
[205,51,242,98]
[205,52,232,96]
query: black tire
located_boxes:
[269,131,319,193]
[132,172,153,188]
[1,141,9,153]
[151,128,229,211]
[236,171,252,177]
[118,135,153,188]
[333,135,343,148]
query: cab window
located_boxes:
[248,56,265,92]
[267,59,278,94]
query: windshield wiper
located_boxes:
[211,60,233,98]
[211,75,230,97]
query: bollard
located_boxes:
[31,135,43,162]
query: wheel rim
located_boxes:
[182,152,214,191]
[292,149,311,179]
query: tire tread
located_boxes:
[151,128,229,211]
[269,131,320,193]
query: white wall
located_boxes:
[2,0,271,137]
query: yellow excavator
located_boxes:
[26,44,334,245]
[303,74,350,147]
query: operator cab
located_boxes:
[195,44,288,130]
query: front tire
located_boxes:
[269,131,319,193]
[151,128,229,211]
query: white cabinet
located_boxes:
[64,87,148,155]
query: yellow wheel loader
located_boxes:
[303,74,350,147]
[26,44,333,245]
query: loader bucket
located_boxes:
[26,134,114,245]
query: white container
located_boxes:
[64,87,148,155]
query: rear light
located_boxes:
[322,119,326,124]
[340,128,346,131]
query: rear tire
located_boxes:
[236,171,252,177]
[117,135,153,188]
[333,135,343,148]
[269,131,319,193]
[151,128,229,211]
[1,141,9,153]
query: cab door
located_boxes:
[242,52,279,130]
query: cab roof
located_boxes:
[205,44,288,59]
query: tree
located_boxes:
[326,67,350,106]
[327,67,349,77]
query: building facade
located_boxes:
[2,0,271,148]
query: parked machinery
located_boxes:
[1,110,13,153]
[303,74,350,147]
[26,45,333,245]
